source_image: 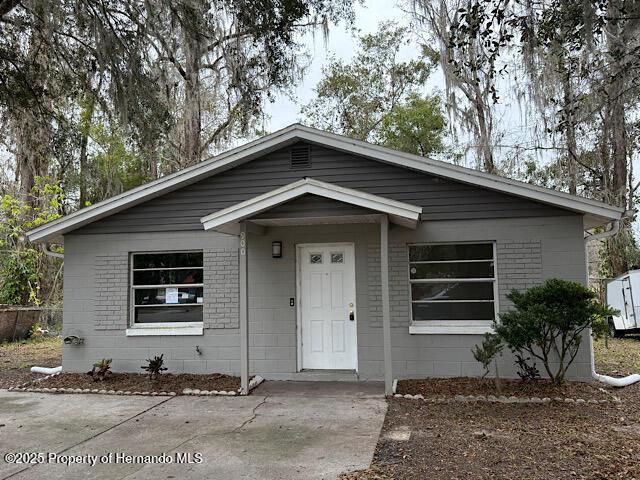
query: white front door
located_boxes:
[298,243,357,370]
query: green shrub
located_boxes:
[495,279,614,384]
[471,332,503,392]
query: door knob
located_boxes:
[349,311,355,321]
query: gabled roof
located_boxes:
[26,123,624,243]
[200,178,423,232]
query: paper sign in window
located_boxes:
[165,287,179,304]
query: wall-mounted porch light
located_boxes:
[272,241,283,258]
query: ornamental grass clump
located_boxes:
[494,279,614,384]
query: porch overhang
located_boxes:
[199,178,423,233]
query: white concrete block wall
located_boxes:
[61,214,592,381]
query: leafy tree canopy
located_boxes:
[301,21,446,156]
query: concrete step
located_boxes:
[291,370,359,382]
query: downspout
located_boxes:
[585,212,640,387]
[32,244,64,375]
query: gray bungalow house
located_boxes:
[27,124,624,395]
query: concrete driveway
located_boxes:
[0,381,386,480]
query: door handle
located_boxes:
[349,311,354,321]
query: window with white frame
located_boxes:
[131,251,203,324]
[408,243,496,324]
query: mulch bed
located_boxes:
[341,381,640,480]
[398,377,615,401]
[26,372,240,394]
[0,370,49,389]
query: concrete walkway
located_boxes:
[0,382,386,480]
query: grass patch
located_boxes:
[0,336,62,388]
[594,335,640,377]
[0,336,62,371]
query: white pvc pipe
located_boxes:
[585,215,640,387]
[588,333,640,386]
[30,366,62,375]
[593,372,640,387]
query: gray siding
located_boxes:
[61,214,591,381]
[75,143,573,235]
[252,194,373,220]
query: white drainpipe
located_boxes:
[585,213,640,387]
[30,366,62,375]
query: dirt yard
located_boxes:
[343,335,640,480]
[0,336,62,388]
[594,334,640,376]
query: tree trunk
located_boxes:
[602,0,631,278]
[14,2,53,209]
[469,40,495,174]
[14,111,51,209]
[181,29,202,168]
[474,88,495,174]
[606,0,628,208]
[78,95,95,209]
[561,68,578,195]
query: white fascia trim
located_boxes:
[28,123,623,243]
[409,321,494,335]
[200,178,422,230]
[126,322,203,336]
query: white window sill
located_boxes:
[409,321,494,335]
[126,322,203,336]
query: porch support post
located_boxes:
[380,215,393,396]
[239,221,250,395]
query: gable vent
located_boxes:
[290,145,311,169]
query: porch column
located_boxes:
[380,215,393,396]
[239,221,250,394]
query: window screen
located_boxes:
[131,251,203,324]
[408,243,496,322]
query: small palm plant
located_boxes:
[141,354,168,380]
[87,358,112,381]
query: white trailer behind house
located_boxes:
[606,270,640,337]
